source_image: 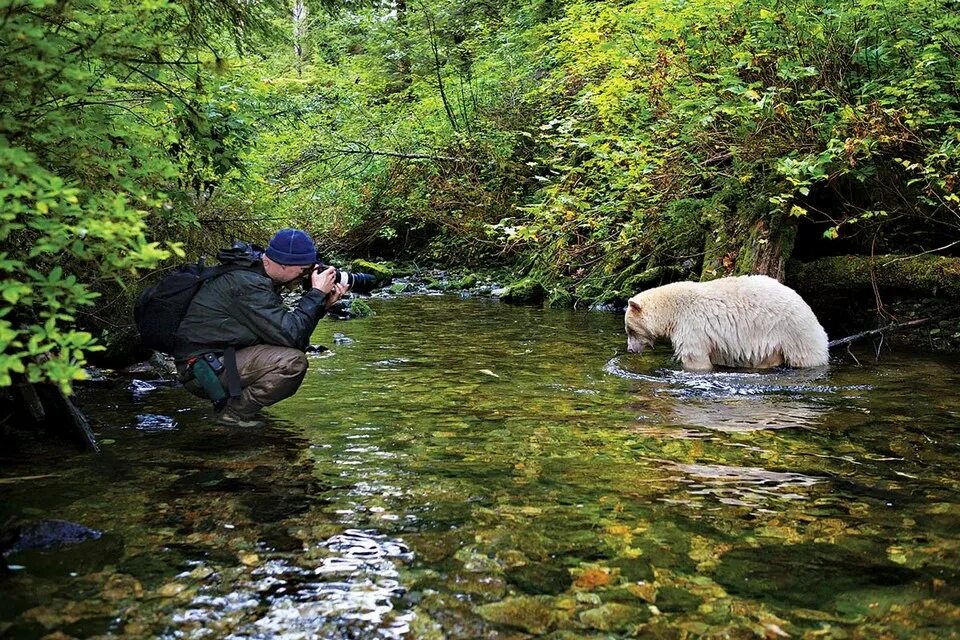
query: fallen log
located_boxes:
[788,254,960,298]
[5,381,99,453]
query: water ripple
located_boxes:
[169,530,414,640]
[605,356,872,399]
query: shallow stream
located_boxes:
[2,295,959,638]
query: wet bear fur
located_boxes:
[624,275,829,371]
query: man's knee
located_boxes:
[277,349,308,377]
[253,348,308,406]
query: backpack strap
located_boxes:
[222,346,243,400]
[202,264,246,400]
[201,262,247,282]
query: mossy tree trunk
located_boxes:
[700,179,798,282]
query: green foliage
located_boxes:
[495,0,960,300]
[219,0,544,264]
[0,0,282,392]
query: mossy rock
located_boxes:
[454,273,478,289]
[388,282,411,295]
[346,298,375,318]
[579,602,650,631]
[500,277,546,304]
[349,259,393,282]
[475,596,557,634]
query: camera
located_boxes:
[314,264,381,295]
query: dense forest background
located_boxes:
[2,0,960,391]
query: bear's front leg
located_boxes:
[680,353,714,371]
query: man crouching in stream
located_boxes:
[175,228,347,428]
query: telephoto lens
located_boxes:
[331,268,379,295]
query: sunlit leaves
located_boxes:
[508,0,960,288]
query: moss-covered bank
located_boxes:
[788,255,960,299]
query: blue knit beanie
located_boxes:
[265,228,317,266]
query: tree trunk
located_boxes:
[700,179,798,281]
[386,0,413,97]
[293,1,307,77]
[4,382,99,453]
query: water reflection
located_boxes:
[2,296,959,639]
[666,397,827,432]
[605,355,869,398]
[663,461,824,508]
[608,354,867,433]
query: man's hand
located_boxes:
[311,266,337,293]
[325,283,348,309]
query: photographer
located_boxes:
[175,228,347,428]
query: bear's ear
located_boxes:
[628,299,642,313]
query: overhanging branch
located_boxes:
[276,144,461,178]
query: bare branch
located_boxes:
[881,240,960,266]
[828,317,938,349]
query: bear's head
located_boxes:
[624,296,656,354]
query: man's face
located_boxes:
[264,255,313,284]
[279,264,312,284]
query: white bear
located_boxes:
[624,275,829,371]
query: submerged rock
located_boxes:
[653,585,704,612]
[579,602,650,631]
[833,585,927,617]
[711,543,920,609]
[2,520,102,555]
[475,596,557,634]
[3,520,122,577]
[505,562,572,595]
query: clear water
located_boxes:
[2,295,959,638]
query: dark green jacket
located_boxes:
[175,255,328,362]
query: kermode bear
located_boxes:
[625,275,829,371]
